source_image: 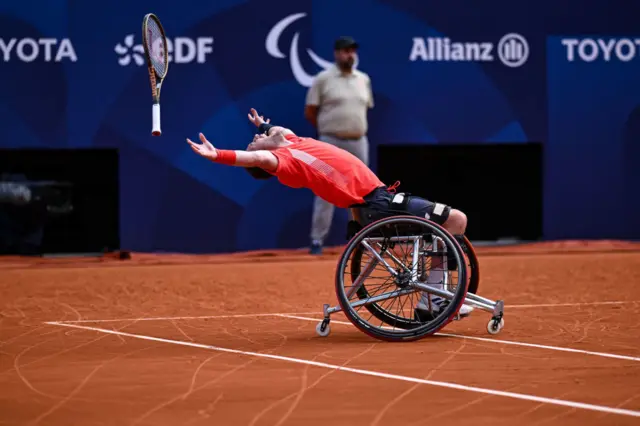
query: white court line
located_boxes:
[44,321,640,419]
[276,314,640,363]
[277,314,352,325]
[49,312,321,324]
[46,300,638,325]
[509,301,638,309]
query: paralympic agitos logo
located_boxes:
[265,13,359,87]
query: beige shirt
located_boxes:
[305,65,374,138]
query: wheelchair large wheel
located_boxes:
[335,215,469,342]
[349,234,481,327]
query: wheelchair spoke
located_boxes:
[347,288,418,310]
[345,257,378,299]
[360,240,399,276]
[373,241,409,272]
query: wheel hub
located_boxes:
[395,270,412,288]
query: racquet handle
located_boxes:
[152,103,161,136]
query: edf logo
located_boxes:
[115,34,214,66]
[562,38,640,62]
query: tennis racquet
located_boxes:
[141,13,169,136]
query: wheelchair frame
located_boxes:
[315,215,505,342]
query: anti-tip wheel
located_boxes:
[487,318,504,335]
[316,321,331,337]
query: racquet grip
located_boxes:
[152,103,161,136]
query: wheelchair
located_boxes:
[315,213,505,342]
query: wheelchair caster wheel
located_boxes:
[487,317,504,335]
[316,320,331,337]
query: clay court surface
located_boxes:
[1,241,640,425]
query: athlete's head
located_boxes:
[334,36,358,71]
[244,125,296,180]
[246,130,291,152]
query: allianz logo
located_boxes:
[409,34,529,68]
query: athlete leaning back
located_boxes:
[186,108,474,320]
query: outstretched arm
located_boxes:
[187,133,278,172]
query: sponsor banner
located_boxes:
[0,38,77,62]
[115,34,214,66]
[561,37,640,62]
[409,33,530,67]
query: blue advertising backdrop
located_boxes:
[0,0,638,252]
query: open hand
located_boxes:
[247,108,270,128]
[186,133,217,161]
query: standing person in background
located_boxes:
[304,36,375,255]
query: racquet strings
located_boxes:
[145,18,167,78]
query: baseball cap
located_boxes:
[334,36,359,50]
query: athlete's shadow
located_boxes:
[287,329,463,345]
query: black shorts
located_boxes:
[355,187,452,226]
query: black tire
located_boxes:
[457,235,480,295]
[335,216,468,342]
